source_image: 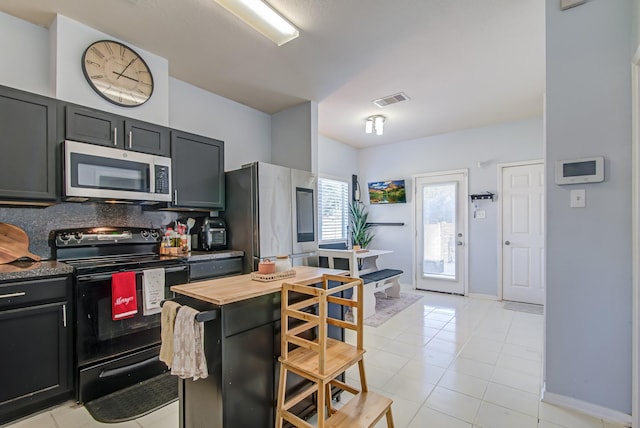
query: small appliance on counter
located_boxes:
[191,217,227,251]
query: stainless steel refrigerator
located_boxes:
[225,162,318,273]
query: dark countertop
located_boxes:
[185,250,244,262]
[0,260,74,282]
[0,250,244,282]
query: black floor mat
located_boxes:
[84,372,178,423]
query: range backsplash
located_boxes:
[0,203,179,260]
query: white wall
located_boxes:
[0,11,50,96]
[358,117,543,294]
[271,101,317,172]
[51,15,169,125]
[545,0,633,417]
[318,134,359,182]
[169,78,271,171]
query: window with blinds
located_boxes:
[318,177,349,243]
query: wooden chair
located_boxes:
[275,274,394,428]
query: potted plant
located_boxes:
[349,201,375,249]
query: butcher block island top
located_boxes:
[170,266,346,305]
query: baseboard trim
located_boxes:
[541,385,632,426]
[468,293,499,300]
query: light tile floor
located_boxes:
[3,289,631,428]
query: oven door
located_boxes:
[75,264,188,367]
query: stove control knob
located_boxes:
[74,232,83,241]
[149,230,159,239]
[59,232,70,243]
[141,230,150,239]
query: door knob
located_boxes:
[504,241,511,245]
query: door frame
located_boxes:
[631,45,640,428]
[412,169,469,295]
[497,159,545,302]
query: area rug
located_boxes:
[84,372,178,423]
[361,292,423,327]
[503,301,544,315]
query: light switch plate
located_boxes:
[561,0,585,10]
[476,210,486,219]
[570,189,586,208]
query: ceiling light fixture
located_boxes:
[214,0,299,46]
[365,115,385,135]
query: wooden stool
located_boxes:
[275,274,394,428]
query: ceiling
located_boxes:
[0,0,545,149]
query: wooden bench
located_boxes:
[318,249,403,319]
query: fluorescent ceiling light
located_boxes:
[365,115,385,135]
[214,0,299,46]
[365,118,374,134]
[374,116,385,135]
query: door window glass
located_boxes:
[422,182,457,278]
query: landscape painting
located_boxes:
[368,180,407,204]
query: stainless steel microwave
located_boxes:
[64,140,172,203]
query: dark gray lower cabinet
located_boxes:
[0,276,73,425]
[0,85,57,202]
[177,293,275,428]
[176,286,344,428]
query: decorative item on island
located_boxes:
[274,255,292,272]
[250,269,297,282]
[257,258,276,274]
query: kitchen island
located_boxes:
[170,266,346,428]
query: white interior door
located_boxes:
[414,171,467,294]
[501,162,545,304]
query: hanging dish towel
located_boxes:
[171,306,208,380]
[142,268,165,316]
[159,300,181,368]
[111,271,138,320]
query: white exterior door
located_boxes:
[501,162,545,304]
[414,171,467,294]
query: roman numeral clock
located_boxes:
[81,40,154,107]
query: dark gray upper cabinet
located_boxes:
[65,105,170,156]
[171,130,225,210]
[0,86,57,202]
[65,105,119,148]
[124,119,170,156]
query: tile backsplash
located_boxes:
[0,203,179,259]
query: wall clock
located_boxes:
[81,40,154,107]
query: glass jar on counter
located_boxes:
[275,255,292,272]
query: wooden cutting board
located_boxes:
[0,223,41,264]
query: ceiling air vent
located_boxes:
[372,92,410,108]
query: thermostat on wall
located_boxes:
[555,156,604,185]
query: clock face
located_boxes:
[81,40,154,107]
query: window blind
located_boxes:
[318,178,349,243]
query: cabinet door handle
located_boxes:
[174,189,178,204]
[62,304,67,328]
[0,292,26,299]
[128,131,132,149]
[113,128,117,146]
